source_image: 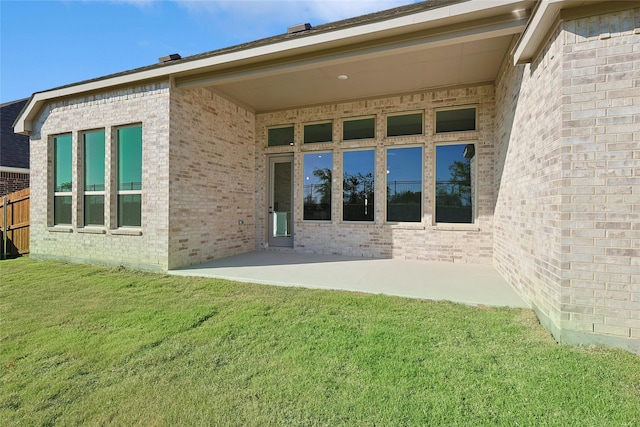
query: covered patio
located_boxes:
[169,251,529,308]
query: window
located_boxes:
[343,117,375,140]
[304,122,333,144]
[268,126,294,146]
[303,153,332,220]
[117,125,142,227]
[387,113,423,137]
[343,150,375,221]
[53,134,72,225]
[435,107,476,133]
[386,147,422,222]
[83,130,105,226]
[435,143,475,224]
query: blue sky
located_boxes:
[1,0,419,104]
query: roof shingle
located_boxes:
[1,99,30,169]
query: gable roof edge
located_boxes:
[15,0,531,134]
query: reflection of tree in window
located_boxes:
[303,153,332,220]
[386,147,422,222]
[436,144,474,223]
[343,150,375,221]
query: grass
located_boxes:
[1,258,639,426]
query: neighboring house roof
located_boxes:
[1,99,30,170]
[14,0,606,134]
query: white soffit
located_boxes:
[15,0,535,134]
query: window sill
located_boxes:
[111,228,142,236]
[386,223,425,230]
[77,227,106,234]
[432,224,480,232]
[48,226,73,233]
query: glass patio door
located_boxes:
[268,155,293,247]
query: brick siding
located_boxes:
[495,7,639,351]
[167,87,256,268]
[29,83,171,271]
[256,85,496,264]
[0,172,29,196]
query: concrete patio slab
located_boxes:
[169,251,529,308]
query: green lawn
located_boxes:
[1,258,639,426]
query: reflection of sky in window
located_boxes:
[118,126,142,188]
[84,130,105,188]
[303,153,332,184]
[387,147,422,182]
[54,135,72,190]
[344,150,375,176]
[436,144,467,181]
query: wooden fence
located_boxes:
[1,188,30,258]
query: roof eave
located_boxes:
[512,0,616,65]
[15,0,532,135]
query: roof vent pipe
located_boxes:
[158,53,182,63]
[287,23,312,34]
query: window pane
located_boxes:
[84,130,105,191]
[118,126,142,191]
[54,135,72,192]
[272,162,292,237]
[435,144,475,223]
[303,153,332,220]
[84,195,105,226]
[387,147,422,222]
[343,150,375,221]
[304,122,332,144]
[268,126,294,146]
[118,194,141,227]
[387,113,423,137]
[435,108,476,133]
[54,195,72,225]
[343,118,375,140]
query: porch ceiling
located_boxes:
[175,12,528,112]
[14,0,536,134]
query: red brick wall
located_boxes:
[0,171,29,197]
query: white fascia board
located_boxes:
[14,0,527,134]
[512,0,602,64]
[178,16,528,89]
[0,166,30,174]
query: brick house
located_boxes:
[13,0,640,353]
[1,98,30,196]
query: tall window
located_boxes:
[117,125,142,227]
[386,147,422,222]
[83,130,105,226]
[343,150,375,222]
[435,143,475,224]
[53,134,72,225]
[303,153,332,220]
